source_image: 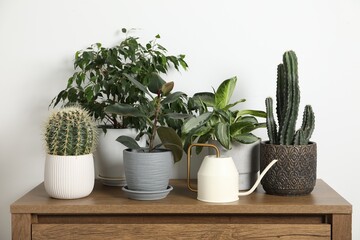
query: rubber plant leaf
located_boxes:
[116,136,141,150]
[105,104,147,118]
[148,73,166,94]
[157,126,183,163]
[162,91,186,104]
[215,76,237,109]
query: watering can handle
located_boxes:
[187,143,220,192]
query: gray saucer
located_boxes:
[122,185,173,200]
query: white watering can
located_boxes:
[187,143,278,203]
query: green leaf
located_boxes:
[84,86,93,101]
[235,110,267,119]
[182,112,212,134]
[105,104,147,118]
[164,113,192,120]
[157,126,183,163]
[223,99,246,111]
[162,91,186,104]
[116,136,141,149]
[214,122,230,149]
[148,73,166,94]
[192,92,215,107]
[124,73,152,97]
[232,133,259,144]
[215,77,237,109]
[230,121,254,137]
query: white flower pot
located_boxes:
[96,128,145,186]
[44,154,95,199]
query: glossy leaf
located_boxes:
[157,126,183,163]
[215,77,237,109]
[105,104,147,118]
[162,91,186,104]
[148,73,166,94]
[182,112,212,134]
[232,133,259,144]
[214,122,230,149]
[116,135,141,149]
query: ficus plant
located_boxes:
[105,73,191,163]
[182,77,267,153]
[50,28,188,131]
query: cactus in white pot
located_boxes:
[44,106,98,199]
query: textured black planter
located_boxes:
[260,141,317,196]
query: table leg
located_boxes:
[332,214,352,240]
[12,214,32,240]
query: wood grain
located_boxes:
[10,179,352,215]
[332,214,352,240]
[32,224,331,240]
[12,214,31,240]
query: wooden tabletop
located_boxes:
[11,179,351,215]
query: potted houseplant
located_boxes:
[105,73,190,200]
[50,28,188,186]
[261,50,316,196]
[181,77,267,190]
[43,106,98,199]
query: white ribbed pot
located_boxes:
[44,154,95,199]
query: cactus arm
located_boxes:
[280,51,300,145]
[265,97,278,144]
[294,129,305,145]
[276,63,286,137]
[300,105,315,143]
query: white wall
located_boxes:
[1,0,359,239]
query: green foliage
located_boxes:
[44,106,98,156]
[105,73,191,163]
[182,77,266,152]
[266,51,315,145]
[50,28,188,131]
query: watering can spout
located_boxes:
[238,159,278,196]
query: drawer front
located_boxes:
[32,223,331,240]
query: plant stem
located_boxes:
[149,92,161,151]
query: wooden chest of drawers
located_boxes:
[11,179,352,239]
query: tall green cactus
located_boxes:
[266,51,315,145]
[45,106,98,155]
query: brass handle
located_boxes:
[187,143,220,192]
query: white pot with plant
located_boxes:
[44,106,98,199]
[106,73,190,200]
[50,29,188,186]
[182,77,267,190]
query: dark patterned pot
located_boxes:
[260,141,317,196]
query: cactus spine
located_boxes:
[266,51,315,145]
[45,106,98,155]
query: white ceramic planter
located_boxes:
[208,139,260,190]
[96,128,145,186]
[44,154,95,199]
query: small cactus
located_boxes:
[266,51,315,145]
[44,106,98,155]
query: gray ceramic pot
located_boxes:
[123,149,173,191]
[260,141,317,196]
